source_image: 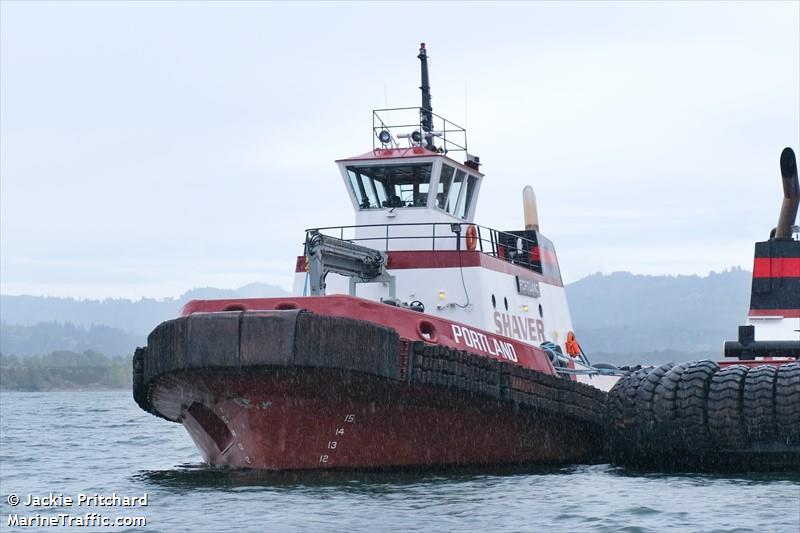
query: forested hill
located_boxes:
[0,351,131,391]
[0,283,290,336]
[1,322,142,359]
[565,268,753,364]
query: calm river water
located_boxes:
[0,391,798,532]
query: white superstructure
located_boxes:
[291,141,618,390]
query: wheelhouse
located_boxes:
[339,149,483,222]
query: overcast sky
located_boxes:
[1,1,798,300]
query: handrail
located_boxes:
[372,107,468,155]
[305,222,549,274]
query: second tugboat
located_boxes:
[133,44,617,470]
[606,147,799,469]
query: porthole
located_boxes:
[504,297,509,311]
[538,304,544,318]
[491,294,496,309]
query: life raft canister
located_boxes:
[565,331,582,358]
[465,225,478,251]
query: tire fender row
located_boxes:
[606,361,800,466]
[408,342,607,427]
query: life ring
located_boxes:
[465,225,478,251]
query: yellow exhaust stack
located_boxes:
[523,185,539,231]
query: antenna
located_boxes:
[417,42,435,151]
[383,83,392,124]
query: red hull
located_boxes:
[150,369,599,470]
[135,298,604,470]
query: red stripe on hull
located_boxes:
[153,369,597,470]
[295,251,563,287]
[753,257,800,278]
[748,309,800,318]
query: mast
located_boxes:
[417,43,435,151]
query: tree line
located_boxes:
[0,350,132,391]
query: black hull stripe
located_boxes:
[750,276,800,310]
[754,240,800,259]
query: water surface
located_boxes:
[1,392,798,532]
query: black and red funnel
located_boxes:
[748,147,799,319]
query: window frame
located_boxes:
[339,156,483,219]
[344,161,436,210]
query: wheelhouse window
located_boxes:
[347,163,433,209]
[436,163,479,219]
[436,164,465,215]
[457,175,479,219]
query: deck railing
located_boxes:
[372,107,468,155]
[305,222,545,274]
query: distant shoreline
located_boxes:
[1,386,129,393]
[1,351,133,392]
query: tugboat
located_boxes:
[606,147,799,469]
[133,44,617,470]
